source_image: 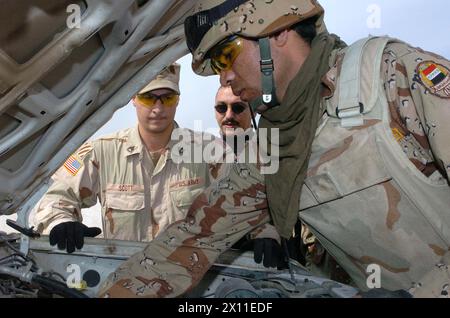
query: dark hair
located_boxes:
[292,17,318,45]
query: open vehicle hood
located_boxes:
[0,0,196,216]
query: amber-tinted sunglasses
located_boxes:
[209,35,243,75]
[135,92,179,108]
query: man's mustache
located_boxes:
[221,119,240,127]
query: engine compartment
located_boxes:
[0,231,359,298]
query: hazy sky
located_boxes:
[93,0,450,139]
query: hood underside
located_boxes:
[0,0,196,215]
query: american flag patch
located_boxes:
[64,155,83,176]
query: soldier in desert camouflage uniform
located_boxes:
[34,64,212,251]
[99,0,450,297]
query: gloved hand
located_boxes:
[253,238,287,269]
[49,221,101,253]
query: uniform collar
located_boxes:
[125,122,182,159]
[320,47,342,100]
[124,125,144,157]
[165,121,181,161]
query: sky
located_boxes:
[92,0,450,139]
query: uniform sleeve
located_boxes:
[247,223,281,244]
[33,143,100,234]
[98,162,270,298]
[383,43,450,181]
[383,44,450,297]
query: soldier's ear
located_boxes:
[271,29,289,48]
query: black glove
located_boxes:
[49,222,101,253]
[253,238,287,269]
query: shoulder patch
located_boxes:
[416,61,450,99]
[63,155,83,176]
[76,143,94,160]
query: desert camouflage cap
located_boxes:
[139,63,181,95]
[185,0,326,76]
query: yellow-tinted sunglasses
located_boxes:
[134,92,179,108]
[209,35,243,75]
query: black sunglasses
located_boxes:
[214,102,247,115]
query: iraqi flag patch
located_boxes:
[416,61,450,98]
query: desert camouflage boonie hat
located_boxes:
[184,0,326,76]
[139,63,181,94]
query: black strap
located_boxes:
[209,0,248,22]
[185,0,248,53]
[249,37,280,112]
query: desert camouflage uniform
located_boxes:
[34,125,209,242]
[98,159,269,297]
[299,37,450,296]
